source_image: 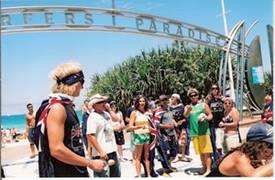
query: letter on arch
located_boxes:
[65,13,75,24]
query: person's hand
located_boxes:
[205,95,212,102]
[186,105,192,113]
[88,159,105,172]
[198,113,207,122]
[168,122,174,128]
[173,120,178,127]
[99,151,108,160]
[104,103,111,112]
[178,119,186,125]
[219,121,224,128]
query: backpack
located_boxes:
[34,99,49,149]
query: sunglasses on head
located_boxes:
[189,94,198,98]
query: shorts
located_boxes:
[133,133,150,145]
[192,135,213,155]
[114,131,125,145]
[28,128,36,145]
[223,133,241,153]
[215,128,224,149]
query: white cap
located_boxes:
[171,93,181,100]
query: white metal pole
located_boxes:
[221,0,235,100]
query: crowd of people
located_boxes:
[1,128,22,145]
[19,62,273,177]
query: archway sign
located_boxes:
[1,5,261,119]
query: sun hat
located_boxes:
[246,123,273,144]
[89,94,108,107]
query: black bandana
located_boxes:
[56,71,84,86]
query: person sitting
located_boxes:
[207,123,273,177]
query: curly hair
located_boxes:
[134,95,149,112]
[226,141,273,168]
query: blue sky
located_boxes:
[1,0,273,115]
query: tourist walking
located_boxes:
[35,62,105,177]
[184,88,213,176]
[25,103,37,159]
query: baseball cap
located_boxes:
[246,123,273,144]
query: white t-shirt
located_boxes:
[86,111,116,157]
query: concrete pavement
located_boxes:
[2,139,204,178]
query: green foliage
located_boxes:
[87,42,221,112]
[264,72,273,95]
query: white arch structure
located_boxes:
[1,6,250,118]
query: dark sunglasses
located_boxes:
[80,79,85,86]
[189,94,198,98]
[211,87,218,90]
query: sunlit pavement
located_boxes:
[2,136,203,178]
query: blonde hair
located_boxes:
[49,62,82,96]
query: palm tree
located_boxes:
[87,43,221,112]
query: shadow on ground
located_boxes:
[184,167,204,175]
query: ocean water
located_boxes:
[1,111,83,131]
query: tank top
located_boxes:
[134,111,150,134]
[188,102,210,137]
[38,97,89,177]
[208,96,224,128]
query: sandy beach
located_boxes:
[1,140,31,165]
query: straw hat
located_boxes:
[89,94,108,107]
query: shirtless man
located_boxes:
[26,103,37,158]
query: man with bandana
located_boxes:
[35,62,105,177]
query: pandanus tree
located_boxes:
[87,42,221,112]
[264,72,273,95]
